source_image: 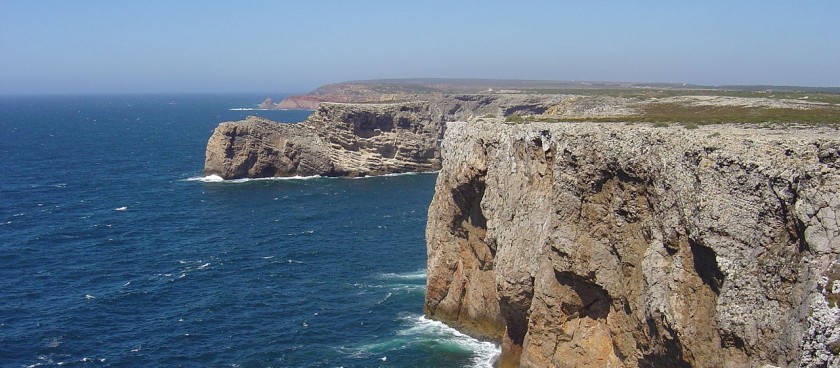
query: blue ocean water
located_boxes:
[0,95,498,367]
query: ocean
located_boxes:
[0,95,498,367]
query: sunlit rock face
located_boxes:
[425,121,840,368]
[204,102,442,179]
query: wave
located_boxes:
[402,316,500,368]
[228,108,270,111]
[183,171,438,183]
[182,175,322,183]
[379,269,427,280]
[356,314,500,368]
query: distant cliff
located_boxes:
[425,121,840,367]
[204,102,442,178]
[204,94,616,179]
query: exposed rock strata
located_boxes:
[204,102,442,178]
[425,121,840,367]
[205,94,631,179]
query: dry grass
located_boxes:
[630,103,840,125]
[529,103,840,127]
[518,88,840,105]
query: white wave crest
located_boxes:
[403,315,500,368]
[380,269,427,280]
[183,171,437,183]
[228,108,270,111]
[182,175,321,183]
[183,175,225,182]
[352,315,499,367]
[354,315,499,367]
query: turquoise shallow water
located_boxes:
[0,95,498,367]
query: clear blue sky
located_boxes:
[1,0,838,94]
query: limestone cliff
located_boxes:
[425,121,840,367]
[205,94,624,179]
[204,102,443,178]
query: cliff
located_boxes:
[275,96,325,110]
[425,121,840,367]
[204,94,627,179]
[204,102,443,178]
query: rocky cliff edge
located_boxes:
[204,94,612,179]
[425,121,840,367]
[204,102,442,178]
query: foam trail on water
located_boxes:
[355,314,499,367]
[401,315,500,368]
[183,175,224,183]
[379,269,427,280]
[182,175,321,183]
[183,171,438,183]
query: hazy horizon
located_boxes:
[2,1,839,95]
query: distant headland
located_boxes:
[261,78,840,110]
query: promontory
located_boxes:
[203,79,840,367]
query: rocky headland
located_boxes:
[425,121,840,367]
[204,93,633,179]
[204,101,442,178]
[204,80,840,367]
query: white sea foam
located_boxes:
[183,175,321,183]
[400,315,500,368]
[356,314,500,367]
[389,284,426,292]
[375,292,393,305]
[228,108,270,111]
[380,269,427,280]
[115,206,127,211]
[183,175,225,182]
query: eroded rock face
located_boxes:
[204,102,443,178]
[425,122,840,367]
[203,116,336,178]
[205,94,620,179]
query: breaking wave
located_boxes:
[356,315,500,368]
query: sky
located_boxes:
[1,0,838,94]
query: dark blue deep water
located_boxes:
[0,95,497,367]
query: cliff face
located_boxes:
[204,102,443,178]
[205,94,621,179]
[425,121,840,367]
[275,96,324,110]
